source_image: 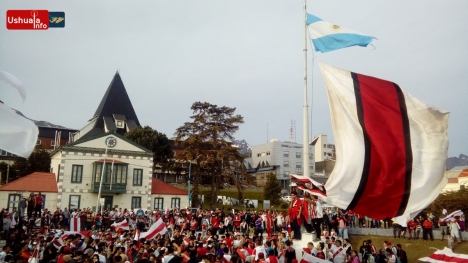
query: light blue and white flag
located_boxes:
[306,13,374,53]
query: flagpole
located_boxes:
[302,0,310,178]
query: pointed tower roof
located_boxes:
[77,72,141,140]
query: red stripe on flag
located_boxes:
[348,73,412,219]
[142,222,166,240]
[430,254,468,263]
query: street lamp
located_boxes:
[187,155,202,208]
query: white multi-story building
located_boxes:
[311,134,335,162]
[250,139,315,188]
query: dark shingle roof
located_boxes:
[78,72,140,141]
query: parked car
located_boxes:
[281,196,292,202]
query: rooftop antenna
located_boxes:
[290,120,296,143]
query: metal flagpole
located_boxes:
[302,0,310,178]
[110,157,115,190]
[96,143,109,215]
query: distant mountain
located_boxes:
[446,154,468,170]
[232,139,251,155]
[12,108,70,129]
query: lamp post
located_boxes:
[187,155,202,208]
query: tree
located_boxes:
[124,126,173,174]
[175,102,248,209]
[4,146,51,182]
[426,188,468,217]
[263,173,283,206]
[28,146,51,172]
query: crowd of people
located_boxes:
[0,191,463,263]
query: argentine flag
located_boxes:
[306,13,374,53]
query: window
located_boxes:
[310,165,314,170]
[0,150,6,156]
[324,152,327,156]
[154,198,164,210]
[131,197,141,209]
[309,154,313,159]
[36,140,41,145]
[71,165,83,183]
[51,141,56,146]
[323,144,326,148]
[69,195,81,210]
[94,163,128,184]
[133,169,143,186]
[296,162,302,168]
[283,161,289,168]
[296,152,301,158]
[283,151,289,158]
[171,198,180,208]
[295,168,302,173]
[7,194,21,212]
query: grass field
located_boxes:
[349,234,467,262]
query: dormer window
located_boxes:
[116,120,124,128]
[113,114,126,129]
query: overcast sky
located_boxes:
[1,1,467,157]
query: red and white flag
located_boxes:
[441,210,464,221]
[69,215,81,232]
[29,242,40,263]
[290,174,327,198]
[111,219,130,230]
[320,64,449,226]
[53,236,64,249]
[139,218,167,240]
[419,247,468,262]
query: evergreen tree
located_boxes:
[124,125,173,174]
[263,172,282,206]
[175,102,252,209]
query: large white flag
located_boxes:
[320,63,449,226]
[0,101,38,158]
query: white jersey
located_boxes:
[330,245,345,263]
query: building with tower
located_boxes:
[0,72,187,212]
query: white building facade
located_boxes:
[251,139,315,179]
[311,134,335,162]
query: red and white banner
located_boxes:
[111,219,130,230]
[139,218,167,240]
[441,210,464,221]
[290,174,327,198]
[320,64,449,226]
[69,215,81,232]
[419,247,468,262]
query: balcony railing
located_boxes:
[91,183,126,193]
